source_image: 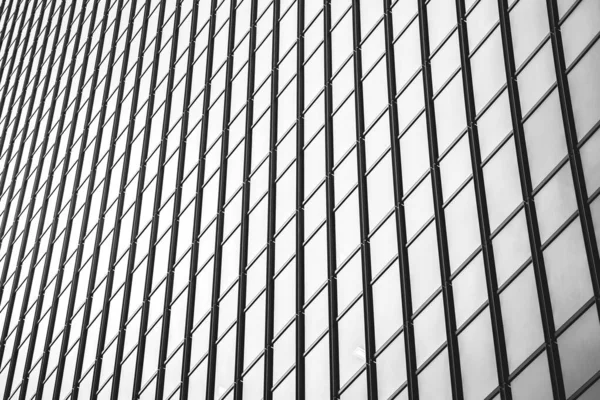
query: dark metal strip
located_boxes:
[131,0,184,396]
[110,0,168,397]
[205,0,239,397]
[153,0,200,397]
[545,0,600,320]
[496,0,565,398]
[232,0,260,398]
[323,0,341,397]
[15,0,89,397]
[0,0,54,368]
[349,1,378,399]
[295,0,306,398]
[32,0,104,395]
[68,0,140,397]
[0,0,39,301]
[0,0,70,396]
[179,0,219,397]
[453,0,512,398]
[416,0,464,398]
[50,0,126,396]
[381,1,418,397]
[263,0,281,398]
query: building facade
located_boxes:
[0,0,598,399]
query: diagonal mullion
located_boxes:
[348,1,378,399]
[231,0,259,398]
[453,0,512,398]
[15,0,92,397]
[322,1,341,397]
[263,0,281,398]
[0,0,54,368]
[496,0,566,398]
[545,0,600,321]
[380,1,419,398]
[50,0,126,395]
[205,0,239,397]
[0,0,23,140]
[295,0,305,399]
[178,0,219,398]
[416,0,464,398]
[0,0,71,396]
[32,0,105,396]
[109,0,168,397]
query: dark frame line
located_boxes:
[453,0,512,398]
[0,0,54,367]
[416,0,464,398]
[179,0,219,397]
[205,0,239,397]
[109,0,168,396]
[15,0,91,397]
[349,1,379,399]
[496,0,566,398]
[380,1,419,398]
[263,0,281,398]
[545,0,600,322]
[322,0,341,397]
[295,0,306,398]
[232,0,260,398]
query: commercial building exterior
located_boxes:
[0,0,598,399]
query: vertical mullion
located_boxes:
[496,0,566,398]
[51,0,126,395]
[0,0,12,64]
[546,0,600,319]
[381,1,418,398]
[88,0,144,395]
[33,0,104,396]
[205,0,239,398]
[416,1,463,398]
[232,1,259,398]
[152,0,183,397]
[295,0,305,398]
[453,0,512,398]
[179,0,219,397]
[0,0,52,366]
[0,0,37,300]
[0,0,22,140]
[498,0,569,397]
[16,0,90,397]
[263,0,280,398]
[110,0,168,397]
[131,0,184,396]
[349,1,378,399]
[322,1,340,397]
[70,0,140,397]
[1,0,70,395]
[154,0,199,396]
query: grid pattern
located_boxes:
[0,0,598,399]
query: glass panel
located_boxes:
[414,294,446,367]
[558,306,600,397]
[561,0,600,67]
[511,351,553,400]
[376,334,407,399]
[567,39,600,139]
[581,131,600,195]
[509,0,550,68]
[453,254,487,328]
[417,349,452,400]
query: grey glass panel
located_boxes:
[493,210,531,286]
[453,254,487,328]
[558,306,600,397]
[414,295,446,367]
[511,351,554,400]
[581,131,600,195]
[500,266,545,371]
[376,334,407,399]
[417,349,452,400]
[568,39,600,139]
[561,0,600,67]
[509,0,549,68]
